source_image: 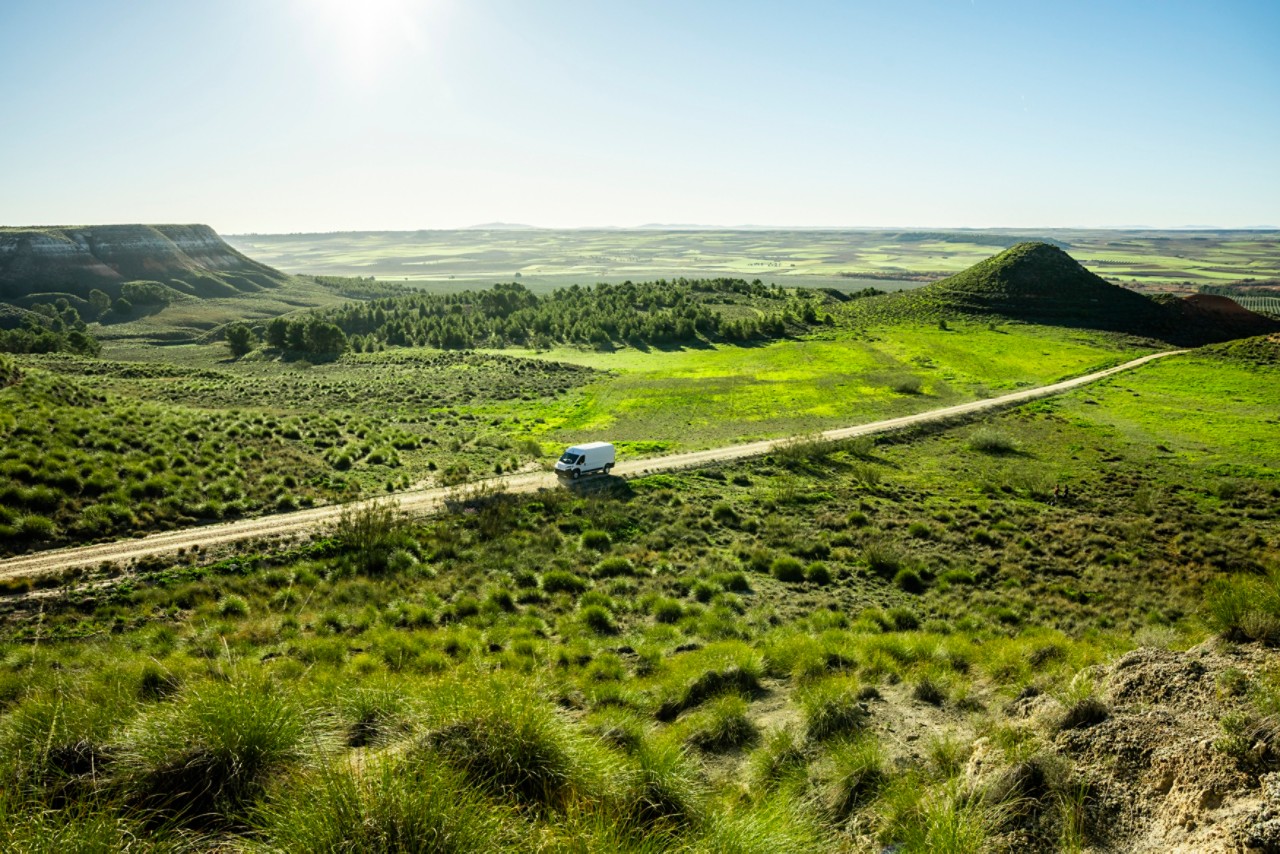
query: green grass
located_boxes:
[0,323,1276,850]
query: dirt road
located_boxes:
[0,350,1185,581]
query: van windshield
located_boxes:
[559,451,580,464]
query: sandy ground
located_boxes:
[0,350,1184,582]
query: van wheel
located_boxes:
[604,464,613,475]
[571,469,580,480]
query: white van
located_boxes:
[555,442,615,479]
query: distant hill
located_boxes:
[0,224,291,305]
[900,242,1280,345]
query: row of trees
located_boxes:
[0,316,101,356]
[303,279,824,351]
[223,278,837,358]
[222,317,348,359]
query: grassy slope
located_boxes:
[496,323,1146,447]
[0,343,1274,851]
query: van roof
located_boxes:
[567,442,613,452]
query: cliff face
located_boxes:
[0,224,291,301]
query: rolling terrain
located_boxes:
[0,230,1278,853]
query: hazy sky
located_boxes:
[2,0,1277,232]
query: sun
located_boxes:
[302,0,434,83]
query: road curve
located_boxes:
[0,349,1186,580]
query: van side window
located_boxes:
[577,455,586,465]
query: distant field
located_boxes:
[226,228,1280,290]
[1234,295,1280,316]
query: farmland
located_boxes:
[227,228,1280,292]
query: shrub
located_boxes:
[542,570,589,595]
[217,594,249,618]
[894,568,926,594]
[683,695,758,752]
[627,738,706,828]
[595,556,636,578]
[818,734,885,819]
[259,756,506,852]
[333,499,413,574]
[581,529,612,551]
[581,604,618,635]
[805,562,832,585]
[800,676,868,742]
[418,678,595,808]
[969,428,1017,455]
[770,556,806,583]
[123,671,307,820]
[650,597,685,624]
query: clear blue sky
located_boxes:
[2,0,1276,232]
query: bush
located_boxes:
[894,568,926,594]
[819,734,885,818]
[580,604,618,635]
[800,676,868,742]
[333,500,413,574]
[969,428,1017,455]
[805,563,832,585]
[542,570,589,595]
[260,755,507,852]
[1206,569,1280,644]
[123,671,307,820]
[217,594,249,618]
[684,695,758,752]
[770,556,806,583]
[581,529,612,551]
[595,556,636,578]
[419,678,595,808]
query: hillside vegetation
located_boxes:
[0,224,289,304]
[0,340,1276,852]
[295,278,832,353]
[850,243,1280,345]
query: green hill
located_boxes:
[0,224,291,306]
[879,242,1280,345]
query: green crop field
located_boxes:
[1234,295,1280,317]
[227,228,1280,291]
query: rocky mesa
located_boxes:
[0,224,290,304]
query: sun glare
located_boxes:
[303,0,433,83]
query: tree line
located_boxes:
[304,279,826,353]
